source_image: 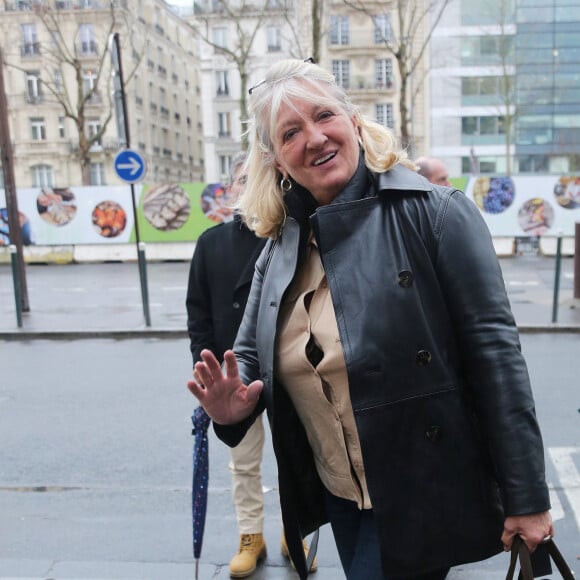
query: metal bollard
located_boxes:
[551,234,563,323]
[137,241,151,327]
[575,222,580,299]
[9,244,23,328]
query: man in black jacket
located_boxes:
[186,153,267,577]
[188,154,318,577]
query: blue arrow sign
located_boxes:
[114,149,146,184]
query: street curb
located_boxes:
[0,329,189,340]
[1,326,579,340]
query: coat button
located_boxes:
[416,350,432,366]
[397,270,414,288]
[425,425,441,442]
[233,301,240,310]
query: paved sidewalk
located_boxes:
[1,255,579,337]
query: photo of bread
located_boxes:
[142,183,190,231]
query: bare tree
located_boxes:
[6,0,143,184]
[488,0,516,176]
[191,0,275,150]
[342,0,451,150]
[278,0,324,61]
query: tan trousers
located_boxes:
[229,413,265,534]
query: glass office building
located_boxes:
[429,0,580,175]
[515,0,580,174]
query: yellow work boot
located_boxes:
[281,532,318,573]
[229,533,267,578]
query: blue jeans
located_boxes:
[323,491,449,580]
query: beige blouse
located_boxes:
[275,235,371,509]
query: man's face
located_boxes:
[430,160,451,187]
[229,165,248,203]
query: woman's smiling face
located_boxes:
[273,86,360,205]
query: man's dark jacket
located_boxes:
[186,215,266,364]
[214,163,551,579]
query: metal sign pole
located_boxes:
[109,33,151,326]
[0,46,29,314]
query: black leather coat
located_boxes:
[215,164,550,579]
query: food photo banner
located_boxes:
[451,175,580,237]
[1,175,579,246]
[0,181,234,246]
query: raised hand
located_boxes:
[187,349,263,425]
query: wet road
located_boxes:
[0,334,578,579]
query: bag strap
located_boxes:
[506,536,574,580]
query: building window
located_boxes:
[217,112,231,137]
[375,103,394,128]
[58,116,65,138]
[330,15,349,45]
[216,70,229,96]
[31,164,54,187]
[461,36,514,66]
[267,26,281,52]
[87,118,102,147]
[79,23,96,55]
[219,155,231,179]
[461,0,515,26]
[30,117,46,140]
[374,13,391,44]
[375,59,393,89]
[53,69,63,93]
[332,60,350,89]
[462,115,506,136]
[26,71,42,102]
[212,27,228,49]
[90,162,105,185]
[21,23,39,56]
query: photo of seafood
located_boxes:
[200,183,234,223]
[92,200,127,238]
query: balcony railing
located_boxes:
[6,0,127,9]
[78,41,98,55]
[69,138,119,152]
[21,42,40,57]
[25,93,44,104]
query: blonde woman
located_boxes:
[188,59,553,580]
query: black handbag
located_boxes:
[506,535,574,580]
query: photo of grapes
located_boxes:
[473,177,515,214]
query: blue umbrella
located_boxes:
[191,405,211,579]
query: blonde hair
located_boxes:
[239,59,413,239]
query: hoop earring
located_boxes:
[280,177,292,192]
